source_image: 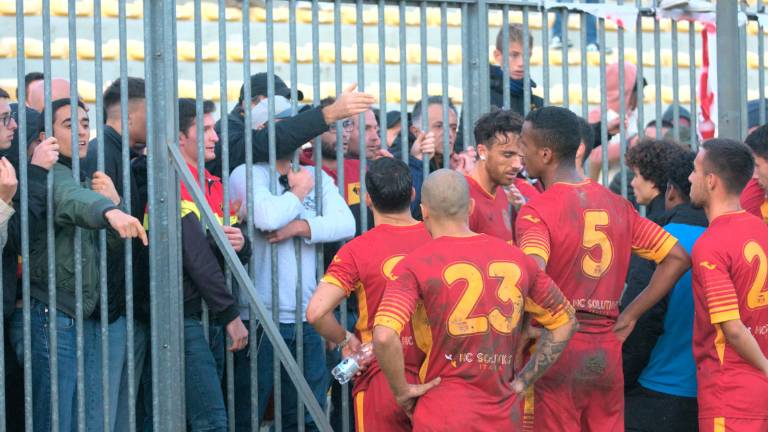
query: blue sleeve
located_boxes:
[409,156,424,219]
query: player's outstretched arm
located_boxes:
[721,319,768,377]
[511,309,577,394]
[615,243,690,341]
[373,325,441,417]
[306,282,361,355]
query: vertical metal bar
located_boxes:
[441,2,450,167]
[716,1,743,141]
[419,1,429,178]
[145,0,185,429]
[760,0,766,128]
[461,2,469,149]
[92,0,112,429]
[688,29,698,150]
[357,0,368,232]
[617,0,627,199]
[561,7,569,108]
[580,10,588,118]
[501,6,510,110]
[671,20,680,143]
[13,2,32,432]
[542,6,550,106]
[739,21,749,137]
[117,0,137,430]
[399,0,409,163]
[465,0,489,145]
[41,0,60,429]
[379,0,388,148]
[598,17,609,186]
[635,0,645,139]
[522,6,531,115]
[653,9,662,138]
[215,0,235,428]
[265,2,283,430]
[312,0,325,304]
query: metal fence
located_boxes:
[0,1,761,431]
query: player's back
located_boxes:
[691,211,768,420]
[384,234,569,430]
[322,223,432,393]
[517,179,677,319]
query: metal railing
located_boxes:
[0,1,760,432]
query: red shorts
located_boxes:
[698,417,768,432]
[530,321,623,432]
[353,371,414,432]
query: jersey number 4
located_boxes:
[581,210,614,278]
[744,241,768,310]
[444,262,524,337]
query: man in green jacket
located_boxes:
[11,98,146,432]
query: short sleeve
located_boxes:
[373,262,420,335]
[523,256,573,330]
[630,210,679,264]
[692,246,741,324]
[515,204,551,263]
[321,243,360,296]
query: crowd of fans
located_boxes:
[0,20,767,432]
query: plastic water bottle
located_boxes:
[331,343,374,385]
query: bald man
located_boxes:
[27,78,71,113]
[373,169,576,430]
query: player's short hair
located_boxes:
[577,116,594,159]
[421,169,470,218]
[103,77,146,121]
[365,157,413,214]
[495,24,533,52]
[524,106,580,163]
[665,149,696,200]
[745,124,768,159]
[701,138,754,195]
[473,108,523,149]
[178,98,215,135]
[625,138,678,190]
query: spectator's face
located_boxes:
[50,104,89,159]
[0,101,18,150]
[688,149,709,208]
[413,104,458,155]
[754,155,768,191]
[479,132,523,187]
[320,118,352,158]
[348,110,380,160]
[180,113,219,164]
[493,41,525,80]
[630,168,659,205]
[128,99,148,151]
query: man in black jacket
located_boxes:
[81,76,148,432]
[206,73,375,178]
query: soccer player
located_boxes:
[741,124,768,223]
[306,157,432,432]
[688,138,768,432]
[466,109,525,242]
[515,106,690,431]
[372,169,577,430]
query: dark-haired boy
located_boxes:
[306,157,431,432]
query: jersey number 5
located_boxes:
[444,262,524,337]
[582,210,614,278]
[744,241,768,310]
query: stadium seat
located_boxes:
[405,44,443,65]
[360,44,400,65]
[296,5,334,25]
[211,80,242,102]
[364,82,403,103]
[177,41,220,62]
[52,0,93,17]
[340,6,379,25]
[201,1,242,22]
[0,0,42,16]
[126,39,145,61]
[103,0,142,19]
[18,38,69,59]
[177,80,197,99]
[0,79,17,100]
[549,49,582,66]
[748,51,764,69]
[225,41,265,63]
[676,19,705,33]
[175,2,193,20]
[250,6,289,23]
[76,80,96,103]
[61,38,119,61]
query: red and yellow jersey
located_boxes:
[691,211,768,420]
[322,223,432,394]
[740,178,768,224]
[374,234,572,426]
[515,179,678,319]
[466,175,514,243]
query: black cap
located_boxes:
[386,110,409,129]
[11,103,41,149]
[661,104,692,125]
[239,72,304,103]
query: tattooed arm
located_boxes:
[511,309,578,394]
